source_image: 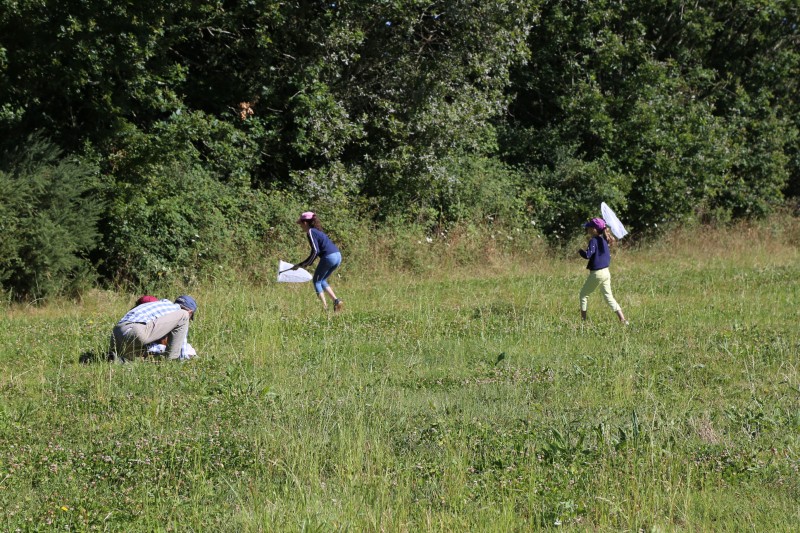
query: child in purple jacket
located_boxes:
[578,218,628,324]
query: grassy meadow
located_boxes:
[1,219,799,531]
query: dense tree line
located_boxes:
[1,0,797,299]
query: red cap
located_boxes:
[135,295,159,306]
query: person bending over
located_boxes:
[291,211,344,312]
[109,295,198,362]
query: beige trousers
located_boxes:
[579,268,620,312]
[110,309,190,361]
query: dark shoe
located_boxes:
[334,298,344,312]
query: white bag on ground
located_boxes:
[277,260,313,283]
[601,202,628,239]
[146,342,197,358]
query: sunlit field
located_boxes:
[1,219,798,531]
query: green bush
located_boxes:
[96,109,306,288]
[523,150,629,244]
[708,91,793,219]
[102,161,258,288]
[622,67,731,231]
[438,155,528,227]
[0,138,102,301]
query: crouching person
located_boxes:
[109,295,198,362]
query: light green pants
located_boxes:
[579,268,620,312]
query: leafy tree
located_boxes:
[501,0,798,235]
[0,137,102,300]
[1,0,798,292]
[0,0,190,151]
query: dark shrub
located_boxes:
[0,137,102,301]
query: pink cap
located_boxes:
[583,217,607,231]
[297,211,315,223]
[135,295,159,306]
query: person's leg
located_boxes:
[323,286,338,301]
[140,309,190,360]
[313,253,342,310]
[110,324,142,362]
[579,270,600,320]
[325,252,343,310]
[312,260,332,306]
[326,286,344,311]
[316,291,328,310]
[597,269,627,323]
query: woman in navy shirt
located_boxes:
[292,211,344,311]
[578,217,628,324]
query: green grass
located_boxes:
[1,222,799,531]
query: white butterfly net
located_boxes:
[601,202,628,239]
[277,260,313,283]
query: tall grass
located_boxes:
[0,216,798,530]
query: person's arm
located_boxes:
[293,230,319,269]
[579,238,597,260]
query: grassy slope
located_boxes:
[1,219,798,531]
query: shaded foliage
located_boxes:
[0,0,797,295]
[0,137,102,300]
[501,0,799,235]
